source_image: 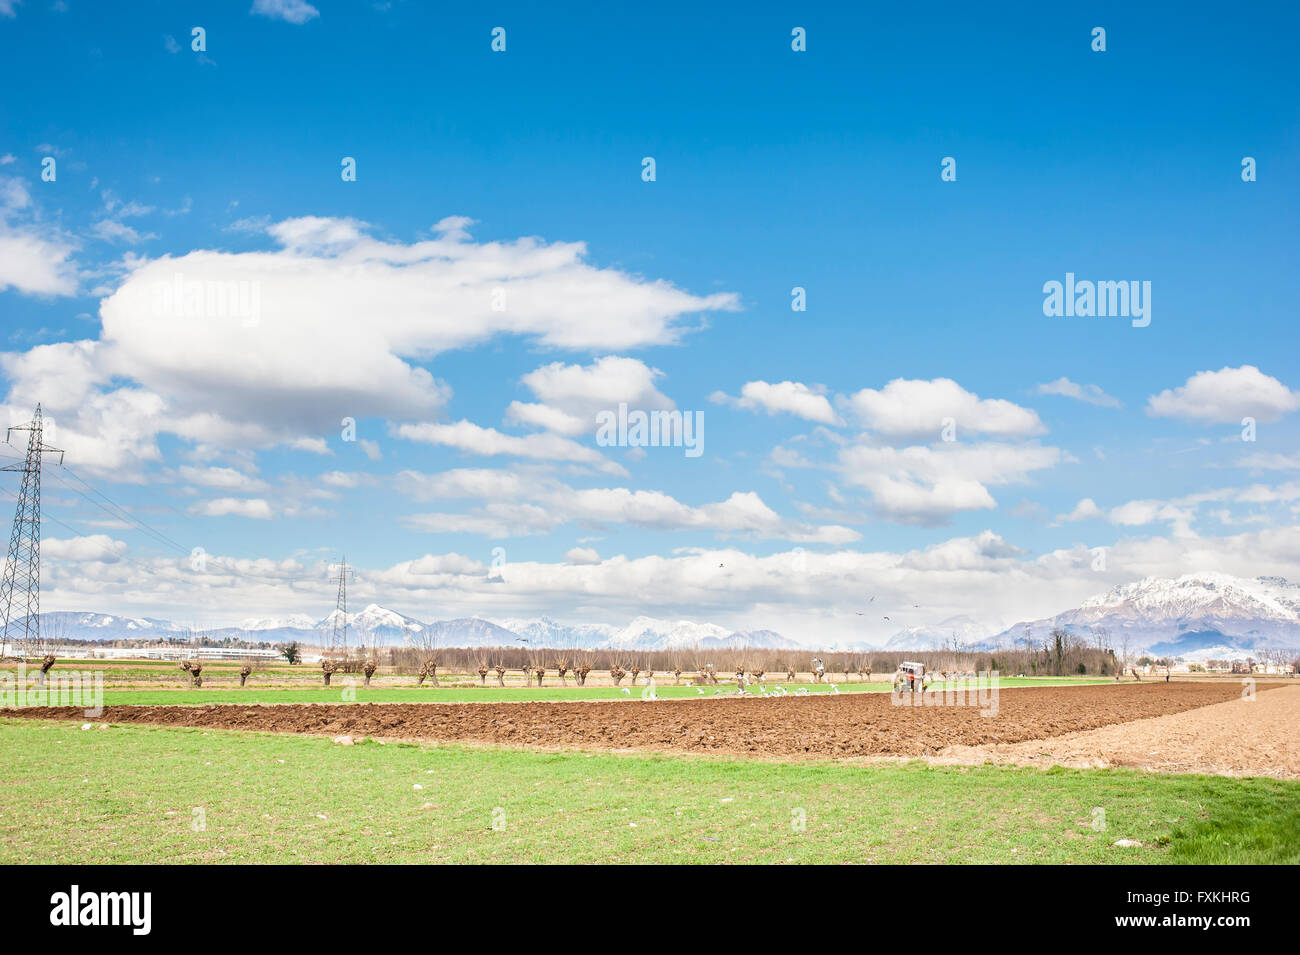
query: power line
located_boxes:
[46,469,190,556]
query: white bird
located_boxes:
[620,687,631,695]
[695,687,705,695]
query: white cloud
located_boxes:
[395,468,858,543]
[42,534,126,563]
[1057,498,1104,522]
[0,176,79,296]
[506,356,673,436]
[1147,365,1300,424]
[250,0,319,25]
[1237,451,1300,471]
[395,467,527,501]
[713,380,838,424]
[565,547,602,565]
[4,216,734,475]
[396,420,625,475]
[848,378,1045,439]
[37,520,1300,648]
[1034,377,1122,408]
[189,497,274,519]
[177,465,266,491]
[318,470,374,489]
[838,441,1061,525]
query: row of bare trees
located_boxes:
[369,641,1122,679]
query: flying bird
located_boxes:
[883,616,891,621]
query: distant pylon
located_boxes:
[329,556,352,657]
[0,405,65,658]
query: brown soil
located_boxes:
[9,682,1272,759]
[935,683,1300,779]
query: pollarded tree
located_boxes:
[239,664,252,687]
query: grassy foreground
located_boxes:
[61,675,1112,707]
[1,717,1295,864]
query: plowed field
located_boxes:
[12,681,1269,758]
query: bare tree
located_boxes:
[408,625,440,686]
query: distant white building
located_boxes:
[50,645,281,662]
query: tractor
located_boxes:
[892,660,929,693]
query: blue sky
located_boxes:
[1,1,1297,641]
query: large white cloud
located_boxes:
[2,216,736,473]
[1147,365,1300,424]
[838,441,1062,525]
[848,378,1045,439]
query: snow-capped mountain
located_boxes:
[423,617,520,646]
[989,572,1300,655]
[38,573,1299,656]
[35,607,801,651]
[601,617,801,651]
[495,616,618,648]
[317,604,425,642]
[237,614,317,632]
[38,612,187,640]
[881,615,1004,652]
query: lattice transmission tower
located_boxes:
[1,405,65,658]
[328,556,354,658]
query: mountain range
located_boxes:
[987,572,1300,661]
[32,572,1300,659]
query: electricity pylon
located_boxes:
[1,406,64,657]
[329,556,354,657]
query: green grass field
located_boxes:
[2,716,1294,864]
[25,675,1111,707]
